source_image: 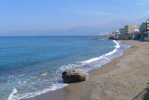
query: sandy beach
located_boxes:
[26,40,149,100]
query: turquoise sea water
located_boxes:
[0,36,129,100]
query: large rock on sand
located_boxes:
[62,69,89,83]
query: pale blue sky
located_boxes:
[0,0,149,35]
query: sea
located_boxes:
[0,36,130,100]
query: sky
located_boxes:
[0,0,149,36]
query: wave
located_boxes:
[82,40,120,64]
[7,88,18,100]
[8,40,129,100]
[7,83,68,100]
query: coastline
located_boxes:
[25,40,149,100]
[7,38,124,100]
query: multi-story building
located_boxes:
[140,19,149,41]
[140,19,149,35]
[119,28,125,34]
[124,24,139,34]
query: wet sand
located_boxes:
[26,40,149,100]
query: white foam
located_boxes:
[22,83,68,99]
[9,83,68,100]
[113,40,120,49]
[81,56,104,64]
[82,40,120,64]
[57,63,83,73]
[7,88,18,100]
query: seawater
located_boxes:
[0,36,130,100]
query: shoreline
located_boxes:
[25,40,149,100]
[22,40,126,100]
[9,39,126,100]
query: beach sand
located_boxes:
[26,40,149,100]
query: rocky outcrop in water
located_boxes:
[62,69,89,83]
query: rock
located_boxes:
[62,69,89,83]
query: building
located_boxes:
[119,28,125,34]
[131,29,141,40]
[140,19,149,41]
[124,24,139,35]
[111,30,120,40]
[118,34,130,40]
[117,24,139,40]
[140,19,149,36]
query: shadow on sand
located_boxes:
[132,84,149,100]
[143,86,149,100]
